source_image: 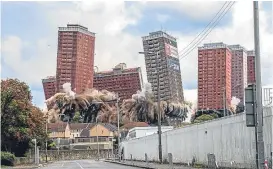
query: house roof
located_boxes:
[79,123,117,137]
[101,123,118,132]
[48,122,68,132]
[79,128,90,137]
[69,123,90,130]
[121,122,149,130]
[79,123,96,137]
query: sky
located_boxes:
[1,1,273,110]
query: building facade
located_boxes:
[56,24,95,94]
[228,45,248,104]
[70,123,92,139]
[48,122,70,139]
[42,76,56,100]
[247,50,256,84]
[142,31,184,102]
[93,63,143,100]
[72,123,117,150]
[197,42,232,111]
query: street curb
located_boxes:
[104,160,156,169]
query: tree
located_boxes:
[72,111,81,123]
[193,114,217,124]
[1,78,47,156]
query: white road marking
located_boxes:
[74,161,84,169]
[61,162,65,167]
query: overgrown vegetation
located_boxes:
[193,113,218,124]
[1,78,47,157]
[1,151,15,166]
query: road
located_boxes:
[40,160,140,169]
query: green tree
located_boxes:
[193,114,217,124]
[72,111,81,123]
[1,78,47,156]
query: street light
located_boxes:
[31,139,37,165]
[96,116,100,160]
[139,51,163,163]
[45,114,48,163]
[116,94,121,162]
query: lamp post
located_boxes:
[139,51,162,163]
[116,94,121,162]
[32,139,37,165]
[96,117,100,160]
[45,115,48,163]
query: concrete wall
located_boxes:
[121,107,273,168]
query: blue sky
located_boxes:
[1,1,272,108]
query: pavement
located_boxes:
[105,160,196,169]
[39,160,140,169]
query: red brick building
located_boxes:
[56,24,95,94]
[228,44,248,104]
[42,76,56,100]
[247,50,256,84]
[93,63,143,100]
[197,43,232,111]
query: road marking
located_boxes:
[74,161,84,169]
[61,162,65,167]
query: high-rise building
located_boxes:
[228,45,248,103]
[56,24,95,94]
[141,31,184,102]
[42,76,56,100]
[93,63,143,100]
[197,42,232,111]
[247,50,256,84]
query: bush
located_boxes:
[1,151,15,166]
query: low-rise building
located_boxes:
[71,123,118,150]
[69,123,92,139]
[125,126,174,140]
[48,122,70,139]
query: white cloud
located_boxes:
[2,36,57,85]
[172,1,273,90]
[144,1,225,21]
[156,14,170,23]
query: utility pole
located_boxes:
[156,51,163,164]
[45,114,48,163]
[96,118,100,160]
[253,2,265,169]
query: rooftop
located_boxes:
[58,24,95,37]
[121,122,149,130]
[198,42,230,50]
[42,76,56,83]
[142,31,176,42]
[94,66,140,77]
[228,44,247,52]
[48,122,68,132]
[70,123,91,130]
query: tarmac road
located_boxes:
[40,160,140,169]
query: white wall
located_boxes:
[121,107,272,168]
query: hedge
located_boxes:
[1,151,15,166]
